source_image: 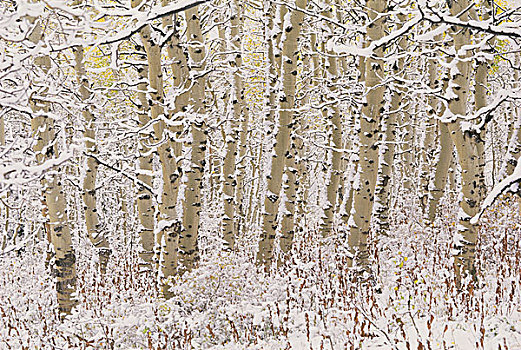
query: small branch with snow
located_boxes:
[471,156,521,225]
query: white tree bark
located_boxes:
[320,4,343,238]
[347,0,386,269]
[374,13,407,234]
[446,0,489,283]
[419,51,439,218]
[129,0,156,269]
[222,0,246,250]
[160,5,190,296]
[135,65,156,268]
[179,6,208,273]
[28,18,76,316]
[341,56,365,226]
[71,7,111,273]
[257,0,307,268]
[139,20,182,292]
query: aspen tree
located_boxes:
[445,0,488,283]
[295,28,321,224]
[264,0,287,137]
[277,2,307,254]
[374,13,407,234]
[401,112,414,191]
[347,0,386,269]
[320,3,343,238]
[28,17,76,315]
[179,6,208,272]
[263,0,285,179]
[280,7,313,255]
[160,3,191,295]
[135,2,185,290]
[264,0,277,129]
[279,135,298,256]
[274,5,288,74]
[426,121,453,221]
[138,12,182,292]
[257,0,307,268]
[500,53,521,182]
[258,0,277,227]
[501,98,521,216]
[222,0,246,250]
[426,65,454,221]
[234,6,250,235]
[341,56,365,226]
[262,0,285,146]
[129,0,156,268]
[341,124,358,226]
[472,0,492,193]
[71,1,111,273]
[501,57,521,179]
[294,42,315,225]
[134,61,156,267]
[419,48,440,217]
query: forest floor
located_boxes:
[2,195,521,349]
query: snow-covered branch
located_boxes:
[471,156,521,225]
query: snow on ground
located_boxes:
[2,195,521,349]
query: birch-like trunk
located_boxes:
[501,52,521,180]
[419,52,439,217]
[72,22,111,274]
[401,111,414,191]
[128,0,156,269]
[427,121,453,221]
[341,56,365,226]
[446,0,488,283]
[320,5,343,238]
[134,56,155,267]
[28,19,76,316]
[502,108,521,179]
[426,67,453,221]
[295,30,321,223]
[347,0,386,269]
[257,0,307,268]
[279,136,298,256]
[160,7,190,295]
[222,0,246,250]
[234,5,250,234]
[374,13,407,234]
[179,6,207,273]
[138,20,183,292]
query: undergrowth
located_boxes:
[1,196,521,349]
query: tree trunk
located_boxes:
[222,0,246,250]
[347,0,386,269]
[71,22,111,273]
[341,56,365,226]
[257,0,307,269]
[419,50,439,218]
[374,13,407,234]
[427,121,453,222]
[179,6,208,273]
[446,0,488,283]
[320,4,343,238]
[134,55,155,268]
[160,6,190,296]
[28,18,76,316]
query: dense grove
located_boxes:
[2,0,521,348]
